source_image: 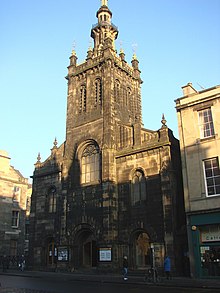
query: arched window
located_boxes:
[95,78,102,106]
[80,84,87,113]
[126,87,131,106]
[131,170,146,205]
[114,79,120,102]
[48,186,57,213]
[81,144,100,184]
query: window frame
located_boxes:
[11,210,19,228]
[48,187,57,213]
[131,170,146,206]
[81,144,100,185]
[114,79,120,103]
[198,107,215,139]
[203,157,220,197]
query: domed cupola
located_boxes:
[91,0,118,54]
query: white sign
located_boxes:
[58,247,68,261]
[99,248,112,261]
[201,231,220,242]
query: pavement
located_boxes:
[0,268,220,290]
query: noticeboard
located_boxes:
[58,247,68,261]
[99,247,112,262]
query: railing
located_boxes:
[92,22,118,31]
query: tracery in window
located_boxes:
[131,170,146,205]
[81,144,100,184]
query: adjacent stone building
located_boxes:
[175,83,220,278]
[0,150,31,264]
[29,0,187,274]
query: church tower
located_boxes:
[63,0,143,269]
[29,0,187,274]
[65,0,142,176]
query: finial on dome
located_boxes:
[101,0,108,7]
[132,53,137,60]
[119,40,124,54]
[131,43,138,61]
[70,41,77,66]
[161,113,167,127]
[71,41,76,56]
[119,41,125,61]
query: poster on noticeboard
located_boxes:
[99,247,112,262]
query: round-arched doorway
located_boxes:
[131,231,152,269]
[71,227,97,269]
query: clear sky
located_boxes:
[1,0,220,182]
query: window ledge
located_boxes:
[197,135,216,143]
[191,194,220,202]
[206,194,220,198]
[81,180,101,187]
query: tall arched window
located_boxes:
[114,79,120,102]
[126,87,131,106]
[95,78,102,106]
[81,144,100,184]
[48,186,57,213]
[131,170,146,205]
[80,84,87,113]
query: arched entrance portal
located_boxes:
[132,232,152,269]
[73,228,97,269]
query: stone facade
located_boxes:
[175,83,220,278]
[29,1,187,275]
[0,150,31,263]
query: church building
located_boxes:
[29,0,187,275]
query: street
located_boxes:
[0,275,220,293]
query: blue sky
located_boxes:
[1,0,220,181]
